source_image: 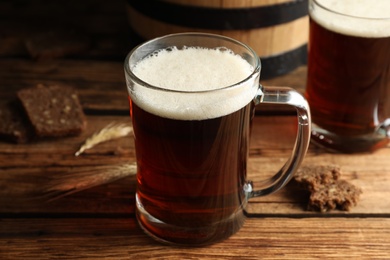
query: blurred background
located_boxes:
[0,0,308,79]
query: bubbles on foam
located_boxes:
[133,46,253,91]
[312,0,390,38]
[130,47,257,120]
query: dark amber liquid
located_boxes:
[306,18,390,136]
[130,99,254,244]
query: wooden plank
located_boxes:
[0,115,134,167]
[1,116,389,216]
[1,218,389,259]
[248,116,390,215]
[1,1,388,258]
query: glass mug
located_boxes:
[305,0,390,153]
[124,33,311,246]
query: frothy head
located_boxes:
[133,46,254,91]
[311,0,390,38]
[128,46,259,120]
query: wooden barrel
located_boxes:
[126,0,308,79]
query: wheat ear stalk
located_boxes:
[45,163,137,201]
[44,123,135,201]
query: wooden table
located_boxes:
[1,1,390,259]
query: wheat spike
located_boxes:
[75,122,133,156]
[44,163,137,201]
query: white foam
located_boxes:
[311,0,390,38]
[130,47,258,120]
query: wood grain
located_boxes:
[1,116,389,217]
[1,1,389,258]
[1,218,389,259]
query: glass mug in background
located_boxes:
[124,33,311,246]
[305,0,390,153]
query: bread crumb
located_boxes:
[295,165,341,192]
[293,164,362,212]
[308,180,362,212]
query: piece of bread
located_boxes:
[17,84,86,137]
[293,164,362,212]
[0,101,32,143]
[308,180,362,212]
[294,165,341,192]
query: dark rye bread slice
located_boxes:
[294,165,341,192]
[293,164,362,212]
[308,180,362,212]
[0,101,32,143]
[17,84,86,137]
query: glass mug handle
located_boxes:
[245,85,311,198]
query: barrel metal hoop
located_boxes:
[261,44,307,79]
[128,0,308,30]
